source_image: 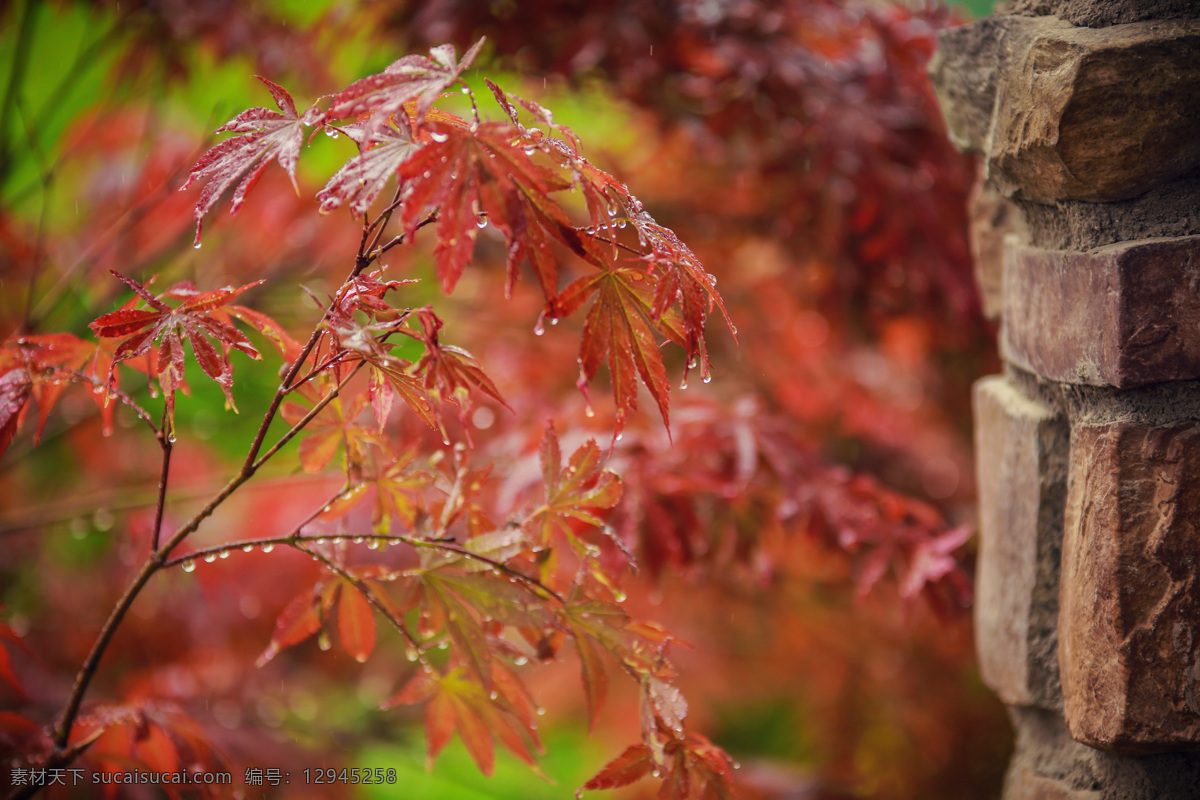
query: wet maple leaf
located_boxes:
[393,118,572,293]
[182,76,319,245]
[382,662,543,777]
[317,448,432,533]
[280,391,377,474]
[410,309,509,428]
[256,571,387,666]
[316,120,419,215]
[89,272,265,430]
[554,267,675,432]
[525,423,622,554]
[323,38,486,141]
[583,731,736,800]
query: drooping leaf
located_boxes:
[255,579,337,667]
[317,121,419,215]
[182,76,318,244]
[554,268,674,432]
[582,743,655,792]
[337,582,377,663]
[393,119,570,293]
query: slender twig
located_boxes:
[150,406,172,551]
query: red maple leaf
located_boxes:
[88,271,265,429]
[182,75,319,245]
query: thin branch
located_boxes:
[150,405,172,551]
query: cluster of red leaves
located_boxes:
[183,41,733,436]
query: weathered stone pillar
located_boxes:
[930,1,1200,796]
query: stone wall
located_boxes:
[930,2,1200,796]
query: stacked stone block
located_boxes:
[931,1,1200,796]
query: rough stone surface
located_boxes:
[1015,174,1200,251]
[1004,0,1200,28]
[987,19,1200,203]
[929,16,1066,153]
[1060,420,1200,753]
[970,175,1024,321]
[1005,707,1200,799]
[974,376,1067,709]
[1001,235,1200,387]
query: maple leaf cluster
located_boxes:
[179,40,733,437]
[0,38,742,800]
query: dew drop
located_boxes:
[476,217,488,229]
[549,317,559,326]
[652,769,661,778]
[680,377,688,390]
[405,645,418,662]
[703,374,712,384]
[182,560,196,573]
[219,551,230,559]
[193,241,202,250]
[585,404,595,418]
[732,761,742,770]
[687,356,699,370]
[461,85,471,95]
[534,321,545,336]
[318,631,332,651]
[261,544,274,553]
[204,553,217,563]
[166,432,177,444]
[352,536,364,545]
[513,656,528,666]
[429,132,448,143]
[536,706,546,716]
[575,791,584,800]
[437,641,449,650]
[242,545,253,553]
[489,690,498,700]
[614,590,627,602]
[367,539,381,550]
[615,433,624,442]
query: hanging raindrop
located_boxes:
[182,560,196,573]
